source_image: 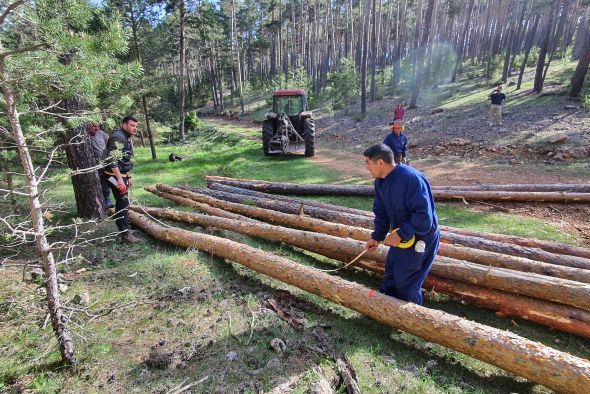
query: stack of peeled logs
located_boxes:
[128,178,590,393]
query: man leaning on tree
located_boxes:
[102,116,141,244]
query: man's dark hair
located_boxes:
[122,116,138,124]
[364,144,394,164]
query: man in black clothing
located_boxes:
[102,116,141,244]
[488,86,506,126]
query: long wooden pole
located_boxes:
[204,176,590,202]
[204,183,590,260]
[133,205,590,311]
[173,185,590,269]
[150,186,590,283]
[206,176,590,193]
[134,202,590,337]
[128,210,590,393]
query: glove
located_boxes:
[117,181,127,194]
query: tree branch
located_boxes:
[0,0,25,26]
[0,42,48,59]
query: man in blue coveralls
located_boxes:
[364,144,440,305]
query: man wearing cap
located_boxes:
[363,144,439,305]
[383,122,408,164]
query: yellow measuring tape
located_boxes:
[390,228,415,249]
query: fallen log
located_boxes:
[175,185,590,270]
[152,185,370,241]
[136,205,590,311]
[442,232,590,270]
[128,210,590,393]
[186,186,375,228]
[432,184,590,193]
[133,203,590,337]
[149,187,590,284]
[434,190,590,203]
[205,176,590,203]
[204,184,590,259]
[439,225,590,260]
[206,182,372,217]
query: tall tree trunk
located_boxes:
[178,0,186,141]
[517,13,540,90]
[129,1,157,160]
[360,0,370,116]
[451,0,475,83]
[533,4,558,93]
[1,59,76,365]
[569,12,590,97]
[369,0,377,101]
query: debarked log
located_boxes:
[434,190,590,203]
[128,210,590,393]
[134,205,590,311]
[163,185,590,271]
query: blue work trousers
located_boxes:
[380,231,440,305]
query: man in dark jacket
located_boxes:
[364,144,439,304]
[102,116,141,244]
[488,86,506,126]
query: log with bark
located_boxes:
[205,176,590,202]
[128,210,590,393]
[439,225,590,260]
[204,182,590,260]
[186,186,375,228]
[133,202,590,337]
[149,186,590,283]
[172,185,590,269]
[133,205,590,311]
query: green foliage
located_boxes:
[184,112,204,132]
[583,92,590,110]
[268,66,314,104]
[327,58,360,111]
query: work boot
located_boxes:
[121,231,141,244]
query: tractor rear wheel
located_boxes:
[262,121,274,156]
[302,118,315,157]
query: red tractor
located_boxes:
[262,89,315,157]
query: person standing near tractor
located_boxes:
[488,86,506,126]
[363,144,440,305]
[383,123,408,164]
[102,116,141,244]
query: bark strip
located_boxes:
[128,210,590,393]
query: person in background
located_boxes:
[102,116,141,244]
[488,85,506,126]
[383,123,408,164]
[393,100,405,124]
[87,122,114,209]
[363,144,440,305]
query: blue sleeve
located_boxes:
[397,175,435,240]
[371,184,390,241]
[383,134,393,153]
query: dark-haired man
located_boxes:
[102,116,141,244]
[364,144,439,305]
